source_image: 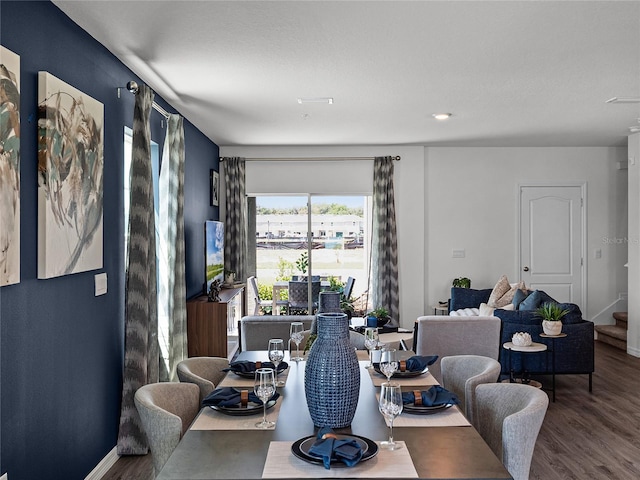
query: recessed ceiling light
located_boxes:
[297,97,333,104]
[432,113,452,120]
[606,97,640,104]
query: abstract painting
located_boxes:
[37,72,103,278]
[0,46,20,286]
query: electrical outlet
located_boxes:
[594,249,602,259]
[95,273,107,296]
[452,249,466,258]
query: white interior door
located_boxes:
[519,185,584,307]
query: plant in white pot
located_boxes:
[535,302,569,336]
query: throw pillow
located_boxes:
[480,302,515,317]
[512,288,530,309]
[518,290,558,311]
[487,275,511,307]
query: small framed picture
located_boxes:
[210,169,219,206]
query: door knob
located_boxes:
[523,266,530,272]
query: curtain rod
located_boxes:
[123,81,171,119]
[220,155,401,162]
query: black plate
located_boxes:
[291,434,378,467]
[373,364,429,378]
[208,398,277,416]
[402,402,454,415]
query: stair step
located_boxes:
[595,324,627,341]
[613,311,628,329]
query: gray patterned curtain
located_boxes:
[117,84,158,455]
[159,114,186,382]
[371,156,399,325]
[223,157,247,281]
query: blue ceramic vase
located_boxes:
[304,312,360,428]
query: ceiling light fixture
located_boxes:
[606,97,640,104]
[432,113,452,120]
[297,97,333,104]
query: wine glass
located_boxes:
[254,368,276,429]
[268,338,285,386]
[289,322,304,362]
[364,327,379,369]
[380,347,398,382]
[379,382,403,450]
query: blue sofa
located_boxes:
[450,287,594,390]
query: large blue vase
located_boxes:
[304,312,360,428]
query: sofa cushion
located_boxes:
[557,303,583,324]
[518,290,557,310]
[494,309,541,326]
[450,288,492,311]
[487,275,511,307]
[512,288,530,309]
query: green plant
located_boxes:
[257,283,273,301]
[295,251,309,275]
[367,307,389,319]
[328,275,344,293]
[535,302,569,322]
[452,277,471,288]
[275,257,295,281]
[304,333,317,353]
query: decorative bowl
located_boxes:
[512,332,532,347]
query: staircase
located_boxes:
[595,311,628,351]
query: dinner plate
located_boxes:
[208,398,277,416]
[291,434,378,467]
[402,402,454,415]
[373,364,429,378]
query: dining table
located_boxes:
[157,350,512,480]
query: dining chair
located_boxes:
[288,280,321,314]
[343,276,355,300]
[176,356,229,402]
[134,382,200,476]
[473,383,549,480]
[440,355,501,424]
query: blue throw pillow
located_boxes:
[512,289,530,309]
[518,290,557,311]
[450,288,492,310]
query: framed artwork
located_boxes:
[37,71,104,279]
[210,169,219,206]
[0,46,21,286]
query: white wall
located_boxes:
[425,147,628,322]
[221,145,426,329]
[627,134,640,356]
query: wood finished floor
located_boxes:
[102,341,640,479]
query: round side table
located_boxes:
[502,341,547,389]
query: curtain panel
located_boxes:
[223,157,248,281]
[371,156,400,325]
[117,84,159,455]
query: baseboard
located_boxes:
[84,446,118,480]
[627,345,640,358]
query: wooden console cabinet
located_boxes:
[186,287,244,358]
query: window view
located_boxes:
[253,195,371,316]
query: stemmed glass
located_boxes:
[289,322,304,362]
[380,347,398,382]
[379,382,403,450]
[268,338,285,386]
[254,368,276,429]
[364,327,379,369]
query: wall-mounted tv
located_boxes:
[205,220,224,293]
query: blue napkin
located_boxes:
[308,427,363,469]
[403,355,438,372]
[402,385,459,406]
[223,361,288,373]
[201,387,279,407]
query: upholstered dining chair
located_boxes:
[176,356,229,402]
[134,382,200,476]
[440,355,501,424]
[473,383,549,480]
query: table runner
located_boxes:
[366,367,439,387]
[191,399,283,430]
[218,367,291,388]
[262,441,418,478]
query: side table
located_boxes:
[540,332,567,402]
[432,304,448,315]
[502,341,547,390]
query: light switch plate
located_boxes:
[95,273,107,296]
[452,249,466,258]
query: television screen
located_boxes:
[205,220,224,292]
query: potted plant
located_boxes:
[366,307,390,328]
[295,251,308,279]
[535,302,569,336]
[452,277,471,288]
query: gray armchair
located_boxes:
[473,383,549,480]
[134,382,200,476]
[176,357,229,402]
[440,355,501,423]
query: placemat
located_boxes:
[381,404,471,428]
[262,441,418,478]
[191,398,283,430]
[366,368,439,387]
[219,367,291,388]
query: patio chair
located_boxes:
[288,280,321,314]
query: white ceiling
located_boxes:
[53,0,640,148]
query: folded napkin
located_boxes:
[202,387,280,407]
[308,426,363,469]
[401,385,459,407]
[223,360,289,373]
[401,355,438,372]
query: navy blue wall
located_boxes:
[0,2,219,478]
